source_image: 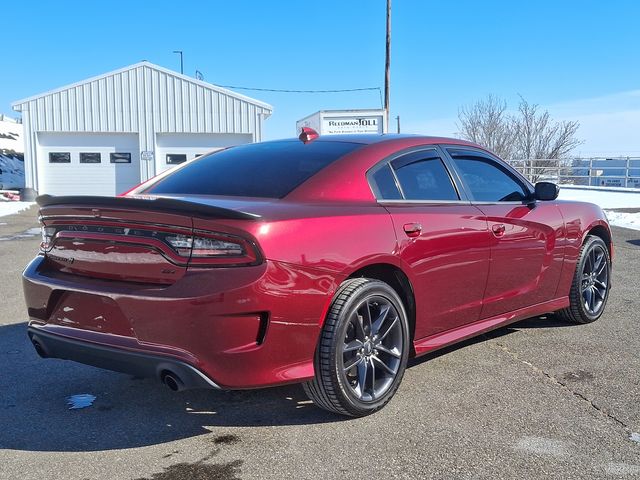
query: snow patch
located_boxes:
[0,117,23,152]
[0,119,25,190]
[558,186,640,230]
[0,201,34,217]
[0,154,25,190]
[558,186,640,209]
[604,211,640,231]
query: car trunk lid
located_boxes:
[37,195,261,284]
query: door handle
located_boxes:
[403,222,422,238]
[491,224,506,237]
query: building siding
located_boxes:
[12,62,272,191]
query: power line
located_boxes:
[215,85,381,94]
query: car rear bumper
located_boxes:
[27,326,221,390]
[23,255,341,389]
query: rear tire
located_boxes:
[303,278,410,417]
[558,235,611,324]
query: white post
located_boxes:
[626,157,631,188]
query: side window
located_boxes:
[370,164,402,199]
[80,152,101,164]
[450,156,528,202]
[391,154,459,201]
[110,153,132,164]
[49,152,71,163]
[167,154,187,165]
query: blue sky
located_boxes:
[2,0,639,155]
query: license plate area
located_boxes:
[48,291,135,337]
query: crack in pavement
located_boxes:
[487,339,632,433]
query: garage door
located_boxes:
[155,133,253,175]
[36,132,140,196]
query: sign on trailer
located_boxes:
[296,109,387,136]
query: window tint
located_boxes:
[371,164,402,199]
[167,154,187,165]
[110,153,131,164]
[80,152,101,164]
[49,152,70,163]
[391,155,459,201]
[145,140,362,198]
[451,157,528,202]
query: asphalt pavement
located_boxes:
[0,206,639,479]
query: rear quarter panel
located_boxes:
[196,203,401,273]
[195,203,404,323]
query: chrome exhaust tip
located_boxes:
[32,340,47,358]
[161,372,183,392]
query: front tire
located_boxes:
[558,235,611,324]
[303,278,410,417]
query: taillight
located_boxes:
[39,223,260,267]
[192,236,244,257]
[40,226,56,251]
[165,234,193,256]
[164,231,259,266]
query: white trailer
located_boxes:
[296,109,387,136]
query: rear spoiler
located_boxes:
[36,195,261,221]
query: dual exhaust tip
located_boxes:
[161,371,184,392]
[30,337,188,393]
[32,340,47,358]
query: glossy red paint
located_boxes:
[298,127,319,144]
[23,134,612,390]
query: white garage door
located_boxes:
[36,132,140,196]
[155,133,253,175]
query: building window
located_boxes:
[110,153,131,164]
[49,152,71,163]
[80,152,101,164]
[166,154,187,165]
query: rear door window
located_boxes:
[389,152,459,201]
[370,164,402,199]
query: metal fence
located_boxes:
[507,158,640,188]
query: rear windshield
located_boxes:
[144,140,362,198]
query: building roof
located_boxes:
[12,61,273,112]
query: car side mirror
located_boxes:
[534,181,559,201]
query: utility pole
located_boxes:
[173,50,184,74]
[396,115,400,133]
[384,0,391,133]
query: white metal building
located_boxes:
[296,109,387,136]
[11,61,272,196]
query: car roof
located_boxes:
[311,133,480,147]
[261,133,482,148]
[285,135,492,202]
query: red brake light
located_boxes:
[299,127,319,144]
[43,222,261,267]
[167,230,260,266]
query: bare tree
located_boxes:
[457,96,582,182]
[456,95,515,159]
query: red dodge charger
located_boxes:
[23,133,612,416]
